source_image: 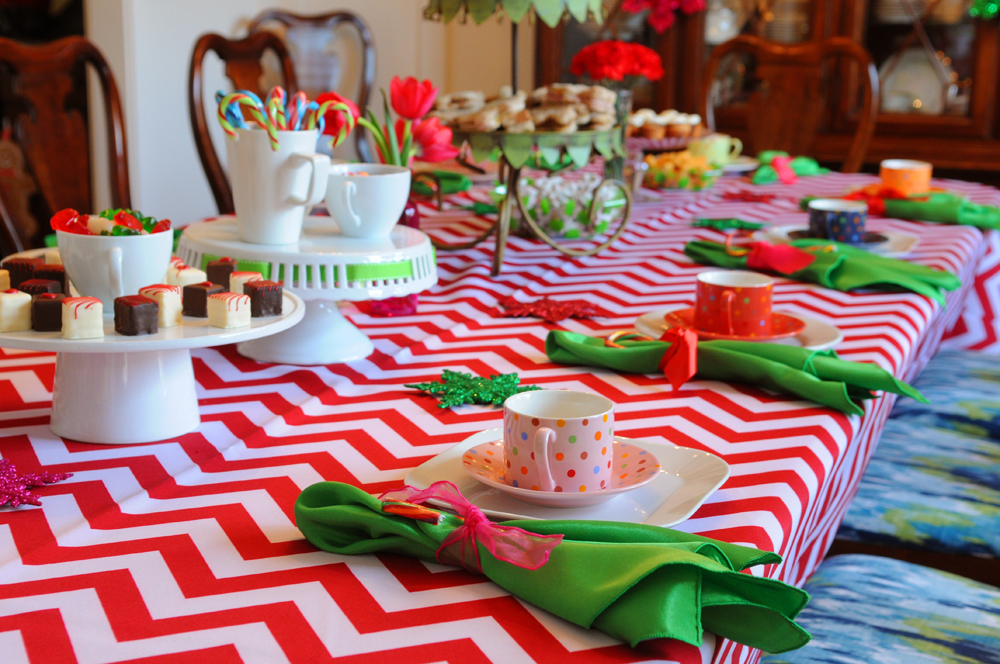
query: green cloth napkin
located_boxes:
[752,151,829,185]
[800,193,1000,230]
[295,480,812,653]
[546,330,926,415]
[412,170,473,197]
[684,239,960,306]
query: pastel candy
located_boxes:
[229,271,263,293]
[0,289,32,332]
[167,264,208,287]
[139,284,182,327]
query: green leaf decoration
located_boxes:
[565,0,590,22]
[500,133,535,168]
[469,133,496,163]
[565,134,595,167]
[468,0,499,23]
[503,0,534,21]
[405,370,540,408]
[593,131,612,159]
[440,0,464,22]
[533,0,567,25]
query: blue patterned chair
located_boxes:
[760,555,1000,664]
[833,350,1000,582]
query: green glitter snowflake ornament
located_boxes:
[405,370,540,408]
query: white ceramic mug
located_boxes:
[688,133,742,165]
[502,390,615,493]
[226,127,330,245]
[57,230,173,309]
[325,163,411,239]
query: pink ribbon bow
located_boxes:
[746,241,817,275]
[378,481,563,574]
[771,155,797,184]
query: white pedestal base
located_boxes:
[236,300,374,365]
[50,349,200,444]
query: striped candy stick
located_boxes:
[218,92,279,150]
[287,91,308,131]
[307,100,357,147]
[266,97,287,132]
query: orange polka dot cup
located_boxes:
[880,159,932,197]
[694,270,774,337]
[502,390,615,494]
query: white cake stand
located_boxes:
[177,216,437,365]
[0,293,304,444]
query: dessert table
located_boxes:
[0,171,998,664]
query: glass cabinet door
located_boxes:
[865,0,976,117]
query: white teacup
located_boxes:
[227,127,330,245]
[325,163,411,239]
[57,229,173,310]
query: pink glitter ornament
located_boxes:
[0,459,72,508]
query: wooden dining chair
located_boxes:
[701,35,879,173]
[248,9,376,163]
[0,36,130,255]
[188,31,297,215]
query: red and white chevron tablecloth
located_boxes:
[1,172,998,664]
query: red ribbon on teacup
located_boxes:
[379,481,563,574]
[724,234,817,275]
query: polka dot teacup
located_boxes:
[693,270,774,337]
[807,199,868,244]
[502,390,615,494]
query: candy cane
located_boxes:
[287,91,308,130]
[218,92,278,150]
[308,100,357,147]
[267,96,287,132]
[215,90,246,129]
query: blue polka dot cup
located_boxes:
[807,199,868,244]
[502,390,615,494]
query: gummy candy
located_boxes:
[152,219,172,233]
[114,211,142,231]
[110,225,140,236]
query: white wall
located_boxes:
[84,0,534,226]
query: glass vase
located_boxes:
[603,88,633,182]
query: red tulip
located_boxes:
[395,117,459,164]
[316,91,360,139]
[390,76,437,121]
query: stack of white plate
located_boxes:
[762,0,811,43]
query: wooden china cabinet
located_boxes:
[536,0,1000,176]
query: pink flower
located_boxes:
[395,117,459,164]
[390,76,437,121]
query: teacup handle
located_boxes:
[533,427,556,492]
[721,290,735,335]
[730,138,742,158]
[340,180,361,228]
[287,153,331,206]
[108,246,123,299]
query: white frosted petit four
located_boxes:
[0,289,32,332]
[0,269,9,291]
[167,263,208,287]
[229,271,263,293]
[207,293,251,329]
[44,249,62,265]
[62,297,104,339]
[139,284,182,327]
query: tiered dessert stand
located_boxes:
[0,254,305,445]
[177,216,437,365]
[440,129,633,276]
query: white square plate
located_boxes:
[404,428,730,526]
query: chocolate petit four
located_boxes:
[31,293,65,332]
[207,257,238,289]
[18,278,61,296]
[32,264,67,294]
[167,263,208,287]
[0,269,9,291]
[243,280,282,317]
[0,289,32,332]
[114,295,158,336]
[2,257,42,289]
[62,297,104,339]
[182,282,224,317]
[139,284,182,327]
[229,271,262,294]
[207,292,251,329]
